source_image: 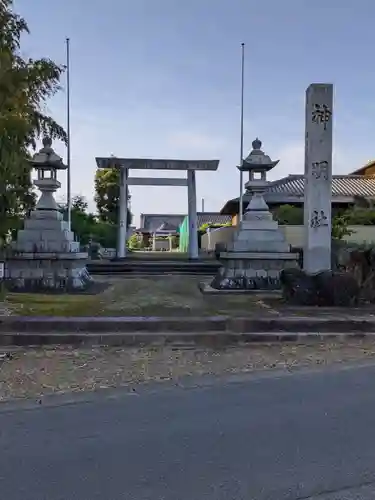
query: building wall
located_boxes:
[201,226,236,251]
[201,225,375,251]
[279,225,375,247]
[153,239,172,251]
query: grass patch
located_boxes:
[6,293,104,316]
[5,276,283,317]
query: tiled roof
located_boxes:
[220,174,375,214]
[157,222,179,231]
[266,175,375,197]
[196,213,232,226]
[139,214,185,232]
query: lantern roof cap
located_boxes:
[30,137,67,170]
[238,138,279,172]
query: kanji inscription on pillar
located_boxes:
[310,209,329,229]
[304,84,333,274]
[311,104,332,130]
[311,161,329,180]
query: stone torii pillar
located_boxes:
[187,170,199,259]
[303,83,333,274]
[117,166,128,259]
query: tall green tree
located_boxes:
[60,195,118,248]
[70,196,97,246]
[0,0,67,244]
[71,194,89,214]
[94,168,133,227]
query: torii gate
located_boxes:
[95,157,220,259]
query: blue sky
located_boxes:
[16,0,375,225]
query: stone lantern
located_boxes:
[239,138,279,214]
[209,139,299,292]
[32,137,67,211]
[6,138,93,292]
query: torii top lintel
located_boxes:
[95,157,219,171]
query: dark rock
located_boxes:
[315,271,359,306]
[280,268,316,305]
[280,268,360,307]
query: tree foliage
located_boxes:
[0,0,67,244]
[198,222,231,233]
[271,203,354,240]
[272,204,304,225]
[94,168,132,227]
[331,214,353,240]
[127,233,142,250]
[61,195,117,248]
[348,209,375,225]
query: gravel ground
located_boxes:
[0,301,12,316]
[1,340,375,402]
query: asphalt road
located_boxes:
[2,363,375,500]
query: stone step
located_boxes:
[87,261,220,275]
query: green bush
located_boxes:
[272,205,303,225]
[127,233,142,250]
[346,209,375,226]
[199,222,231,232]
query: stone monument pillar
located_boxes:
[208,139,299,292]
[303,84,333,274]
[7,138,92,292]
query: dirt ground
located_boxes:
[2,339,375,402]
[5,275,281,317]
[5,275,375,318]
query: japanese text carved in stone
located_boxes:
[312,104,332,130]
[311,161,329,180]
[310,210,328,229]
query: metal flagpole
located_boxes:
[239,42,245,222]
[66,37,72,230]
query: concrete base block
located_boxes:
[6,259,93,292]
